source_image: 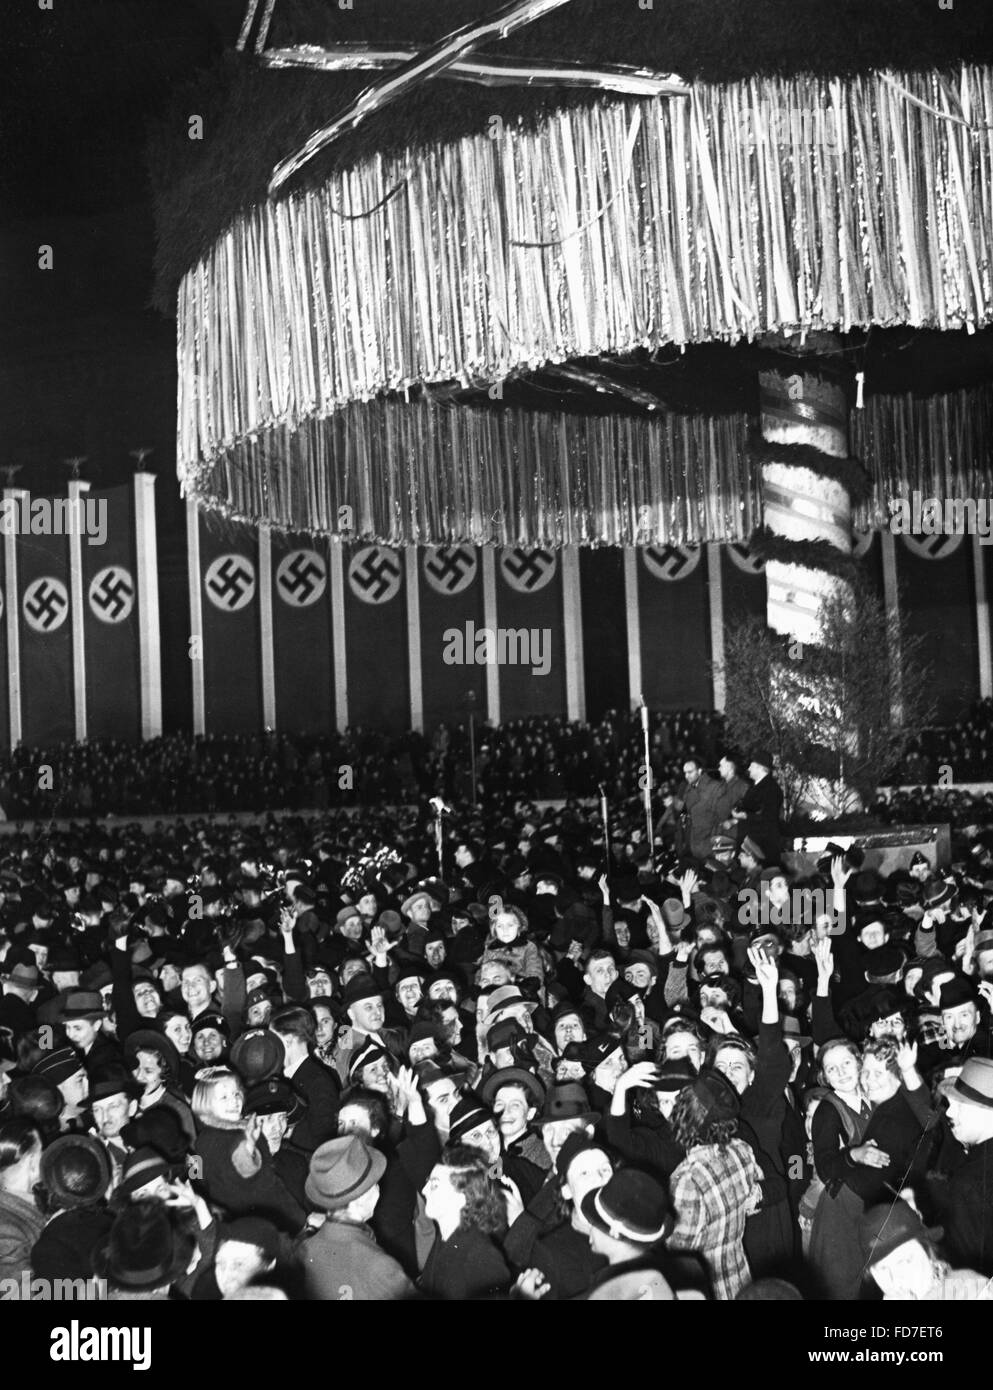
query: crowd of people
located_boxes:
[1,741,993,1302]
[2,702,989,824]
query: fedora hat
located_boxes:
[94,1201,196,1290]
[60,989,106,1020]
[952,1057,993,1110]
[117,1147,173,1200]
[0,959,40,989]
[580,1170,670,1246]
[483,985,537,1020]
[305,1136,386,1212]
[535,1081,600,1128]
[41,1134,112,1209]
[859,1199,943,1268]
[478,1066,546,1110]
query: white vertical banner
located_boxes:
[707,543,726,711]
[481,546,500,724]
[405,548,423,732]
[258,523,276,729]
[133,473,162,740]
[185,497,206,736]
[67,480,90,742]
[623,546,642,709]
[329,541,348,733]
[4,489,25,748]
[561,547,586,722]
[974,533,993,699]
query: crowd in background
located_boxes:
[0,701,989,822]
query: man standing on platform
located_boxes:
[672,758,723,863]
[732,751,785,865]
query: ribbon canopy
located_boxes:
[177,10,993,540]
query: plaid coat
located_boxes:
[667,1139,763,1300]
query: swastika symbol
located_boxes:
[643,544,701,582]
[89,566,134,624]
[423,546,477,595]
[348,546,401,604]
[276,549,327,607]
[205,554,256,611]
[727,542,765,574]
[902,531,964,561]
[500,548,557,593]
[23,576,68,633]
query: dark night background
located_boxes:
[2,0,993,735]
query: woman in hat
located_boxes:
[31,1134,115,1281]
[666,1068,763,1300]
[0,1119,45,1284]
[191,1068,305,1235]
[418,1146,513,1300]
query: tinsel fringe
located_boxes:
[178,66,993,516]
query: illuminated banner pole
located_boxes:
[640,696,653,852]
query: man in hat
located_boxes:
[33,1048,91,1133]
[479,1067,550,1183]
[296,1135,414,1300]
[581,1168,706,1299]
[0,950,40,1038]
[927,1056,993,1275]
[731,751,784,864]
[88,1065,140,1184]
[333,976,406,1084]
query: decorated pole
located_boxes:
[640,697,653,850]
[755,334,863,816]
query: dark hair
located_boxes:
[8,1075,63,1137]
[270,1004,316,1047]
[132,1042,175,1088]
[0,1119,42,1172]
[337,1086,389,1138]
[437,1145,507,1237]
[670,1086,737,1150]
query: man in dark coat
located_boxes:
[270,1004,341,1152]
[927,1058,993,1275]
[732,751,785,864]
[672,758,723,863]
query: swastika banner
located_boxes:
[199,519,262,733]
[17,516,74,746]
[638,543,710,709]
[494,547,566,720]
[271,534,336,734]
[82,486,140,742]
[343,543,409,732]
[418,546,486,730]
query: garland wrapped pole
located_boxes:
[757,335,862,818]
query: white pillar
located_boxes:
[707,543,726,712]
[561,547,586,722]
[4,489,26,748]
[329,541,348,732]
[974,533,993,699]
[405,548,423,732]
[482,547,500,724]
[67,480,90,742]
[258,524,276,729]
[185,497,206,735]
[623,546,642,708]
[133,473,162,739]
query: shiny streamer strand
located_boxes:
[268,0,578,194]
[262,44,687,98]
